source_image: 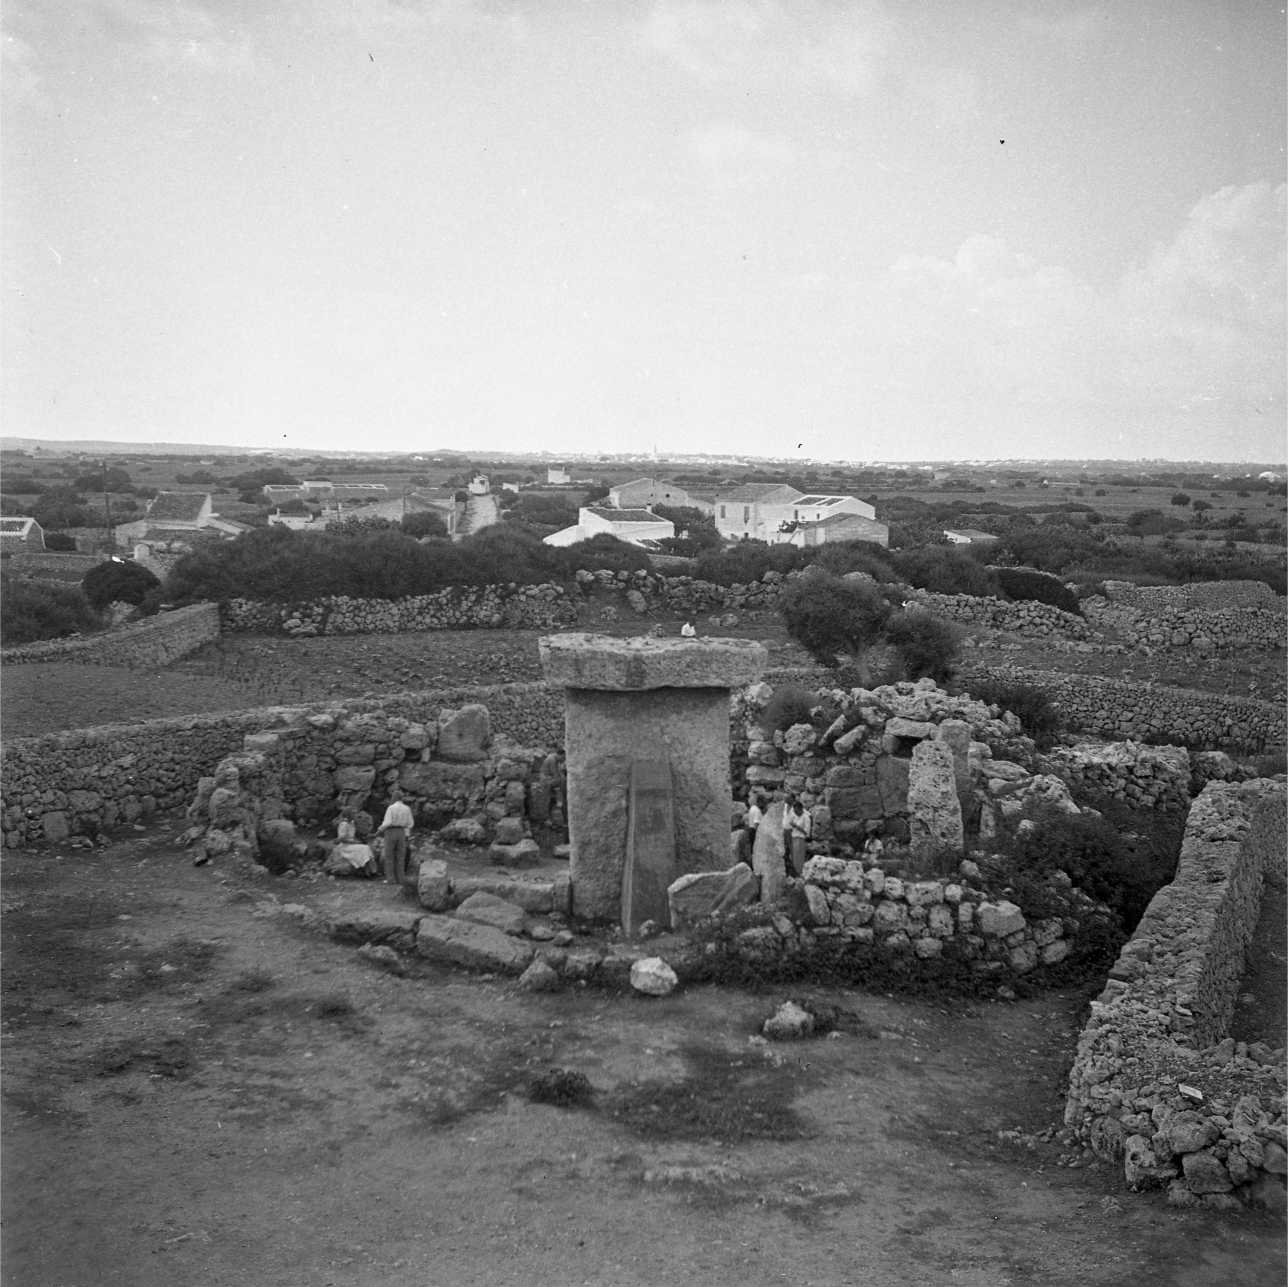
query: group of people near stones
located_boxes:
[741,791,883,875]
[332,789,416,884]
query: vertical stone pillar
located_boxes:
[539,634,767,923]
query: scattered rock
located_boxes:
[629,957,678,996]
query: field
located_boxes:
[4,835,1286,1287]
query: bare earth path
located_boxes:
[3,831,1284,1287]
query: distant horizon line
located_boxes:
[1,435,1283,471]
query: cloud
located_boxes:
[94,0,256,73]
[876,182,1285,416]
[1,27,43,105]
[321,0,529,42]
[684,122,796,178]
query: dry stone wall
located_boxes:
[912,591,1093,640]
[1102,580,1279,611]
[960,663,1283,754]
[1063,780,1287,1211]
[0,603,219,668]
[1,681,565,849]
[1084,599,1284,653]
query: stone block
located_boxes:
[493,816,526,845]
[874,901,907,931]
[454,875,555,913]
[1180,1152,1232,1194]
[488,839,541,868]
[539,632,767,690]
[824,785,882,820]
[416,915,533,974]
[667,863,759,928]
[334,765,376,793]
[977,900,1025,937]
[455,891,526,935]
[630,957,678,996]
[803,884,831,925]
[436,704,491,762]
[907,740,963,858]
[42,811,70,843]
[882,717,935,752]
[400,761,486,800]
[327,906,421,946]
[416,858,452,911]
[876,755,910,814]
[1039,939,1070,966]
[914,935,943,959]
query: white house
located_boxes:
[0,516,45,552]
[468,473,490,496]
[546,466,571,485]
[713,484,803,541]
[543,506,674,549]
[713,486,879,545]
[943,528,1001,546]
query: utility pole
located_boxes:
[101,460,114,552]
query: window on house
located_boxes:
[719,504,726,518]
[743,505,750,523]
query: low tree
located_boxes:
[778,571,892,675]
[882,607,961,683]
[1,575,100,645]
[1170,492,1192,507]
[82,559,161,610]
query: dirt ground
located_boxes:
[3,828,1284,1287]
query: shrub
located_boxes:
[992,566,1081,615]
[758,684,818,736]
[553,532,651,575]
[778,571,891,671]
[806,539,896,581]
[960,676,1063,749]
[82,559,160,610]
[882,608,961,684]
[693,540,805,586]
[400,510,449,539]
[1170,492,1191,506]
[0,576,101,645]
[43,532,78,552]
[890,547,999,597]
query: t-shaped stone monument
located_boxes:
[539,633,768,928]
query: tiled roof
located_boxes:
[802,511,885,528]
[146,492,209,522]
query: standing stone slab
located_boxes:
[907,740,964,858]
[622,760,677,935]
[541,634,767,923]
[751,802,788,904]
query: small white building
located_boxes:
[943,528,1001,546]
[0,516,45,552]
[543,506,675,549]
[546,466,571,485]
[468,473,490,496]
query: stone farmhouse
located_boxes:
[542,506,675,550]
[114,492,251,576]
[0,516,45,553]
[715,485,889,547]
[607,477,714,515]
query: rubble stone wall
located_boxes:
[1,682,566,849]
[912,591,1093,639]
[1063,780,1287,1210]
[0,603,220,668]
[1083,599,1284,652]
[1101,580,1280,612]
[960,663,1283,754]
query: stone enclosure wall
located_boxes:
[1102,579,1279,612]
[961,663,1283,755]
[1,683,565,850]
[0,603,220,668]
[913,591,1093,640]
[1063,781,1287,1210]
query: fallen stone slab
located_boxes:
[326,906,422,947]
[454,890,526,936]
[453,875,556,914]
[416,915,534,974]
[667,862,758,929]
[416,858,452,912]
[488,839,542,868]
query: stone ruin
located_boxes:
[538,632,767,930]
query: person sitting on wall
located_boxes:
[783,795,812,877]
[376,789,416,889]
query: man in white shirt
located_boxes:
[378,789,416,888]
[783,795,812,876]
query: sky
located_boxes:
[3,0,1285,463]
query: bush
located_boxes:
[82,559,160,610]
[778,571,891,671]
[890,547,999,597]
[400,510,449,539]
[693,541,806,586]
[992,566,1081,615]
[43,532,78,552]
[961,677,1063,749]
[806,540,895,581]
[758,684,817,736]
[0,576,101,645]
[882,608,961,684]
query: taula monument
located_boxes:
[539,633,767,931]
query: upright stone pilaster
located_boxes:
[539,634,767,924]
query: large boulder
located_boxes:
[630,957,678,996]
[454,891,526,936]
[667,863,758,928]
[416,857,452,911]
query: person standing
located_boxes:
[744,793,764,856]
[783,795,812,876]
[377,789,415,888]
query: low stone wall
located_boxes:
[960,663,1284,754]
[1041,742,1192,814]
[0,681,567,849]
[914,591,1092,640]
[1063,780,1287,1210]
[0,603,220,668]
[1084,599,1285,653]
[1102,580,1280,612]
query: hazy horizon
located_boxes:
[4,1,1285,464]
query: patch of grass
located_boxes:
[87,1034,195,1080]
[527,1067,595,1107]
[604,1042,811,1144]
[227,967,275,993]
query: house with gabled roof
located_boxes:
[0,516,45,552]
[113,492,251,573]
[714,485,884,546]
[607,478,713,515]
